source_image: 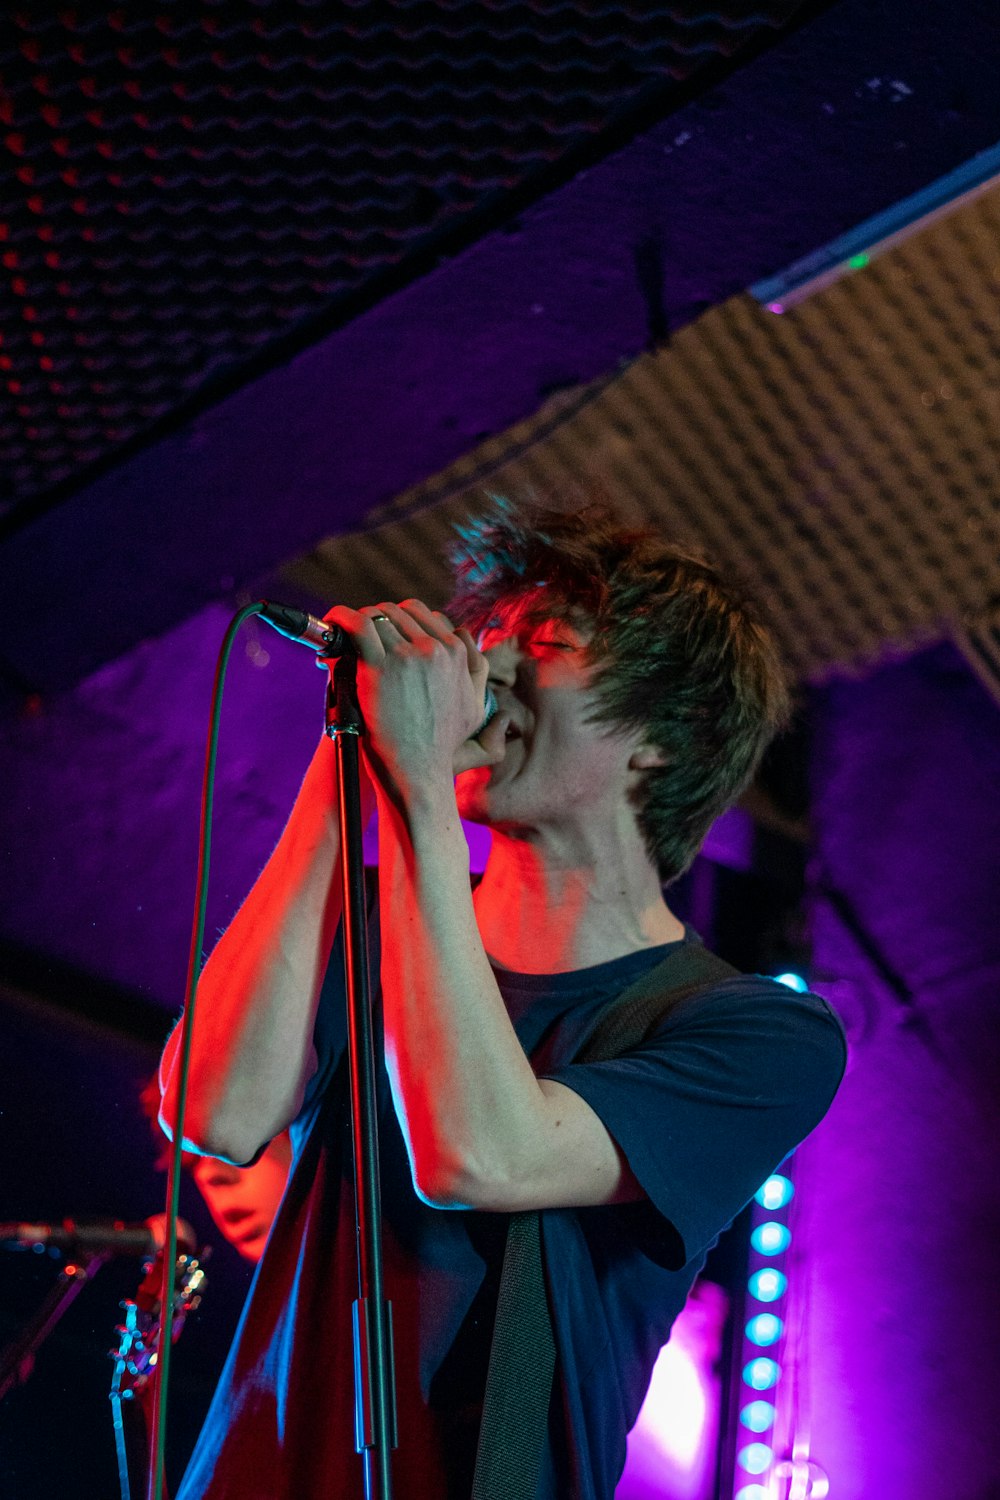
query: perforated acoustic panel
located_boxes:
[280,182,1000,686]
[0,1,810,517]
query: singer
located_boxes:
[159,502,846,1500]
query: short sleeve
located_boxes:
[542,978,846,1267]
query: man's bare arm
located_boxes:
[158,735,373,1164]
[334,595,643,1213]
[376,782,643,1212]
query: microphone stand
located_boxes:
[325,647,397,1500]
[0,1250,108,1403]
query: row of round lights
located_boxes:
[733,971,805,1500]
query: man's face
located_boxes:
[455,593,639,844]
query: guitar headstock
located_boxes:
[110,1248,208,1402]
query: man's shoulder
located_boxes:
[642,963,847,1062]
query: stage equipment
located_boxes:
[0,1217,195,1259]
[258,600,348,656]
[0,1247,107,1405]
[152,601,413,1500]
[0,1214,195,1407]
[725,965,831,1500]
[258,599,498,735]
[110,1245,208,1500]
[321,624,398,1500]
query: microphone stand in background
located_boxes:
[0,1216,199,1405]
[0,1247,108,1404]
[324,643,398,1500]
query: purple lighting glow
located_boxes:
[616,1279,727,1500]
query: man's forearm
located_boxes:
[375,778,547,1206]
[160,736,370,1163]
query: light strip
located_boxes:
[729,970,821,1500]
[731,1168,793,1499]
[749,138,1000,313]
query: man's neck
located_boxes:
[473,832,685,975]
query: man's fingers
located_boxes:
[364,603,426,643]
[393,598,461,647]
[322,602,426,661]
[334,597,469,656]
[455,624,490,685]
[454,624,478,658]
[321,604,390,665]
[453,713,508,774]
[477,711,509,763]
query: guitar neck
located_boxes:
[109,1249,206,1500]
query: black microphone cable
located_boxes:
[148,600,264,1500]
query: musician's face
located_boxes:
[455,593,643,846]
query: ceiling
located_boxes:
[280,181,1000,687]
[0,0,816,517]
[1,0,999,704]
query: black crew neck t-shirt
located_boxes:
[177,922,845,1500]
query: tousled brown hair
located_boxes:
[448,498,791,883]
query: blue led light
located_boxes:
[735,1488,770,1500]
[746,1313,783,1346]
[751,1221,791,1256]
[755,1174,794,1210]
[740,1400,776,1432]
[738,1442,774,1475]
[775,971,808,992]
[743,1356,780,1390]
[750,141,1000,314]
[748,1268,788,1303]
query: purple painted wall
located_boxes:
[0,603,323,1006]
[799,643,1000,1496]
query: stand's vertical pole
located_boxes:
[326,659,397,1500]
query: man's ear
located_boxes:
[628,744,667,771]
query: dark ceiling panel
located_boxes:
[1,0,999,702]
[0,0,812,517]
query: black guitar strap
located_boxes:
[470,939,738,1500]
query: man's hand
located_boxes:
[321,599,508,798]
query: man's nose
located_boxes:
[484,639,520,688]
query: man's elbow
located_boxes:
[411,1151,515,1213]
[410,1151,466,1210]
[414,1181,467,1211]
[157,1093,262,1168]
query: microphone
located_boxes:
[258,599,499,736]
[258,600,348,657]
[0,1216,197,1258]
